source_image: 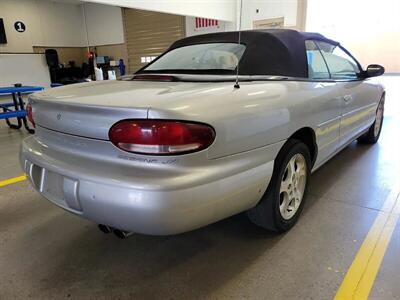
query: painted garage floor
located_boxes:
[0,76,399,300]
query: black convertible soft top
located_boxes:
[168,29,339,78]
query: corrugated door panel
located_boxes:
[123,8,185,73]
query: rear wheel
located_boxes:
[247,139,311,232]
[358,97,385,144]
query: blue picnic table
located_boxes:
[0,85,44,134]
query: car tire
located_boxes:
[247,139,311,233]
[358,97,385,144]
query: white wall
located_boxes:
[0,0,86,52]
[306,0,400,73]
[1,0,40,52]
[185,0,300,37]
[35,0,86,47]
[83,0,236,22]
[83,3,125,46]
[239,0,298,30]
[0,54,51,87]
[0,0,125,53]
[1,0,301,52]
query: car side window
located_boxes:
[315,41,361,80]
[305,40,330,80]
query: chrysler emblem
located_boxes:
[57,113,62,120]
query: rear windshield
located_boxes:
[143,43,246,74]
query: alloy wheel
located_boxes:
[279,154,307,220]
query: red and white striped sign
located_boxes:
[195,17,219,29]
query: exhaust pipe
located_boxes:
[113,229,133,239]
[98,224,113,234]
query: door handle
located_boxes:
[343,95,352,102]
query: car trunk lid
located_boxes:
[30,81,152,140]
[29,79,233,140]
[32,101,148,140]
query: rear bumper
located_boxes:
[20,132,283,235]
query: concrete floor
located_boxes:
[0,76,399,299]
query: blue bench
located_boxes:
[1,110,27,119]
[0,102,16,108]
[0,85,44,133]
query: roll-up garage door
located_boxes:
[123,8,185,73]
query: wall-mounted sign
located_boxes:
[195,18,219,31]
[253,17,284,29]
[140,56,157,64]
[14,21,26,33]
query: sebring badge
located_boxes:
[56,113,62,120]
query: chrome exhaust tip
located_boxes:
[113,229,133,239]
[98,224,113,234]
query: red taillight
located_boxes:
[109,120,215,155]
[26,103,35,127]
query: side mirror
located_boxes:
[366,64,385,77]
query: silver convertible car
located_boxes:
[21,29,385,237]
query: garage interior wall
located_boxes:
[0,0,86,52]
[0,0,125,51]
[84,0,236,22]
[32,45,127,70]
[0,0,128,85]
[185,1,306,36]
[32,46,87,66]
[123,8,185,73]
[82,2,125,46]
[306,0,400,73]
[239,0,300,30]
